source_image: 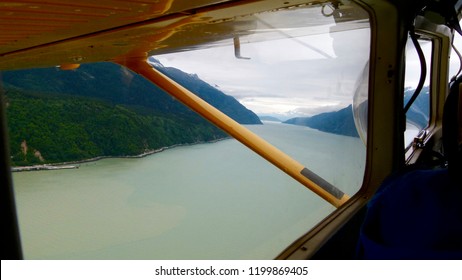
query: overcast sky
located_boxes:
[155,20,462,120]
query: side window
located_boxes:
[449,30,462,79]
[404,36,432,148]
[6,2,370,259]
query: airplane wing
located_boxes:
[0,0,367,70]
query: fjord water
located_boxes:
[13,122,365,259]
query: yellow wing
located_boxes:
[0,0,365,70]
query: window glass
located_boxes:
[449,30,462,80]
[404,37,432,147]
[6,1,370,259]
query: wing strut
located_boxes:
[117,58,349,208]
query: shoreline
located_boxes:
[11,137,230,172]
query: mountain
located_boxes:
[284,105,359,138]
[283,86,430,138]
[259,116,283,122]
[2,60,261,125]
[149,58,261,125]
[404,86,430,129]
[2,61,261,166]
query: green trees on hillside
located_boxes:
[6,88,227,166]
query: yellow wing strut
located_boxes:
[118,58,350,208]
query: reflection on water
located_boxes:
[13,123,365,259]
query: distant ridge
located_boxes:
[283,86,429,138]
[284,105,359,138]
[259,116,283,122]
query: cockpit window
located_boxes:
[6,1,370,259]
[404,37,432,148]
[450,30,462,80]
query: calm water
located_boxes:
[13,122,365,259]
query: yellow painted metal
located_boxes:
[119,58,350,208]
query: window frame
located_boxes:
[405,18,452,165]
[278,0,404,259]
